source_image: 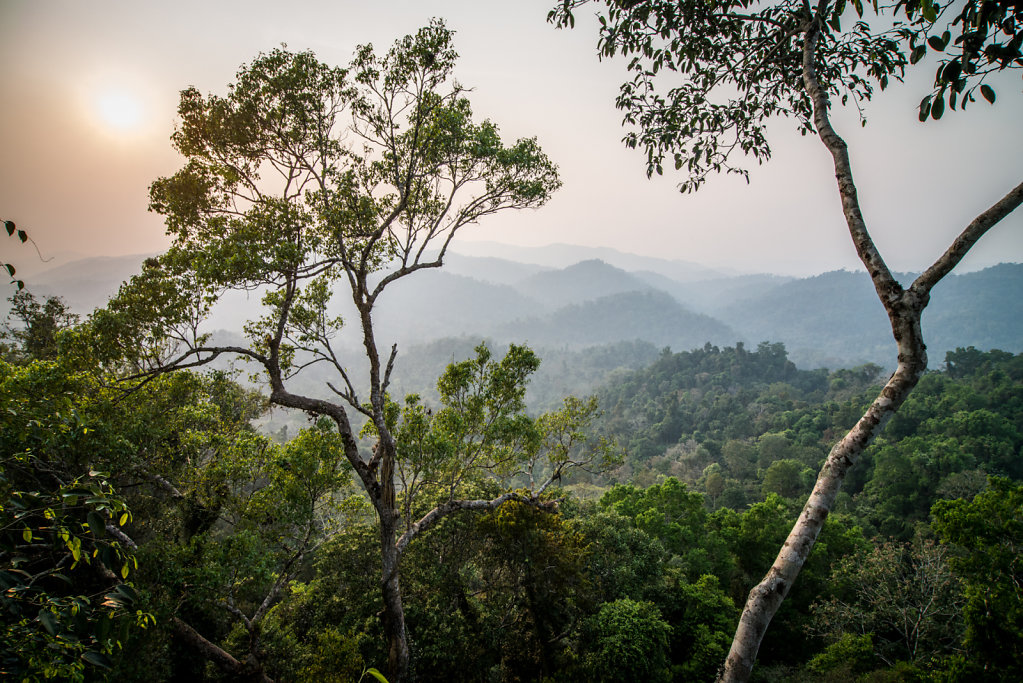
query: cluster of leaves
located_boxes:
[252,474,872,681]
[3,219,30,291]
[550,0,908,191]
[594,341,878,470]
[2,291,80,363]
[902,0,1023,119]
[0,459,148,679]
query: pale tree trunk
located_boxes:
[718,17,1023,683]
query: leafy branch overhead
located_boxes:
[550,0,1020,192]
[4,220,31,290]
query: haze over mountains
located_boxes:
[9,242,1022,380]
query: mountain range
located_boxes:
[6,243,1021,373]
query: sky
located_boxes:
[1,0,1021,278]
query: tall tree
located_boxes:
[550,1,1022,680]
[97,22,614,681]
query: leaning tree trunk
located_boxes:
[718,17,1023,683]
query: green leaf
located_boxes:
[918,96,932,121]
[942,60,962,83]
[364,668,390,683]
[910,45,927,65]
[16,230,27,243]
[38,610,58,636]
[980,84,996,104]
[22,526,32,543]
[114,584,138,603]
[87,511,105,536]
[928,36,945,51]
[4,263,14,277]
[4,220,14,236]
[931,93,945,120]
[118,512,129,526]
[81,651,113,669]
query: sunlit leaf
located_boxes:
[364,668,390,683]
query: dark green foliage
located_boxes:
[0,359,149,679]
[932,477,1023,679]
[582,599,672,681]
[900,0,1023,118]
[597,341,861,467]
[3,218,29,290]
[550,0,908,192]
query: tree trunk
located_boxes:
[377,434,410,682]
[171,617,274,683]
[381,537,410,683]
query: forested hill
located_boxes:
[594,341,852,466]
[586,344,1023,541]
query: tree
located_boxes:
[97,22,617,681]
[2,291,79,362]
[584,598,672,682]
[549,1,1022,680]
[808,539,965,668]
[932,477,1023,678]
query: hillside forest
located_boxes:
[3,6,1023,683]
[4,286,1022,682]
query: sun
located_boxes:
[94,89,144,132]
[97,90,143,130]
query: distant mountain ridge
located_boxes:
[449,241,728,282]
[6,245,1021,372]
[513,259,655,311]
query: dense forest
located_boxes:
[2,289,1021,681]
[4,2,1023,681]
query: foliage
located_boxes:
[0,359,150,680]
[550,0,908,191]
[808,539,965,667]
[898,0,1023,119]
[583,598,672,681]
[932,477,1023,678]
[2,291,79,363]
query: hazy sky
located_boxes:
[1,0,1021,277]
